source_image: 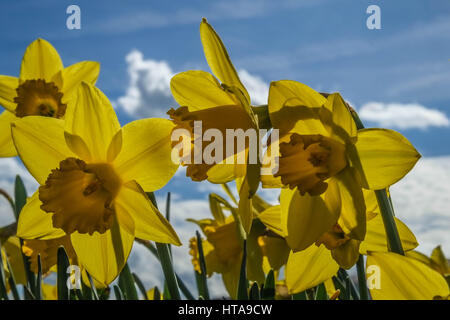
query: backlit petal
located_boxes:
[0,75,19,112]
[354,129,421,190]
[114,181,181,245]
[170,71,236,111]
[114,118,178,191]
[366,252,450,300]
[61,61,100,101]
[20,39,63,82]
[200,19,250,104]
[0,110,18,157]
[71,222,134,286]
[11,116,73,184]
[17,191,66,240]
[286,244,339,294]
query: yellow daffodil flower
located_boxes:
[42,283,58,300]
[11,82,181,285]
[366,251,450,300]
[189,194,289,299]
[0,38,100,157]
[169,19,262,232]
[260,80,420,266]
[22,235,77,274]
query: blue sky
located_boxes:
[0,0,449,296]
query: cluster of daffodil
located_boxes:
[0,18,448,300]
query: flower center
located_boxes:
[39,158,122,235]
[14,79,66,118]
[275,133,347,196]
[168,105,254,181]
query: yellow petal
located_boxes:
[354,128,421,189]
[280,186,340,251]
[430,246,450,274]
[0,75,19,112]
[331,239,360,269]
[71,222,134,286]
[20,39,63,82]
[17,191,66,240]
[286,244,339,294]
[2,236,27,286]
[323,93,357,142]
[258,205,286,237]
[335,167,366,241]
[200,18,250,104]
[61,61,100,100]
[170,71,236,111]
[65,82,120,162]
[268,80,328,135]
[114,181,181,245]
[360,214,418,254]
[11,116,72,184]
[366,252,450,300]
[0,110,18,157]
[114,118,178,192]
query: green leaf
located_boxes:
[147,192,181,300]
[249,282,260,300]
[236,240,248,300]
[5,258,20,300]
[314,283,327,300]
[261,269,275,300]
[113,285,124,300]
[14,175,27,220]
[292,291,307,300]
[132,273,148,300]
[86,271,99,300]
[81,278,93,300]
[338,268,359,300]
[118,263,138,300]
[57,247,70,300]
[208,194,226,224]
[356,254,370,300]
[35,254,42,300]
[153,286,161,300]
[195,231,210,300]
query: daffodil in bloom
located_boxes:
[0,38,99,157]
[12,82,181,285]
[366,251,450,300]
[22,235,77,274]
[260,80,420,267]
[169,18,262,232]
[1,236,27,287]
[189,193,289,298]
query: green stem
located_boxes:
[356,255,369,300]
[350,109,405,255]
[155,242,181,300]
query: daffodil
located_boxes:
[12,82,181,285]
[189,193,289,298]
[1,236,27,287]
[366,251,450,300]
[260,80,420,267]
[22,235,77,274]
[0,38,100,157]
[169,18,262,232]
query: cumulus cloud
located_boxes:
[390,155,450,257]
[116,50,269,118]
[116,50,175,118]
[358,102,450,130]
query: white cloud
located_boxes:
[116,50,270,118]
[238,69,269,105]
[116,50,175,118]
[390,155,450,256]
[358,102,450,130]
